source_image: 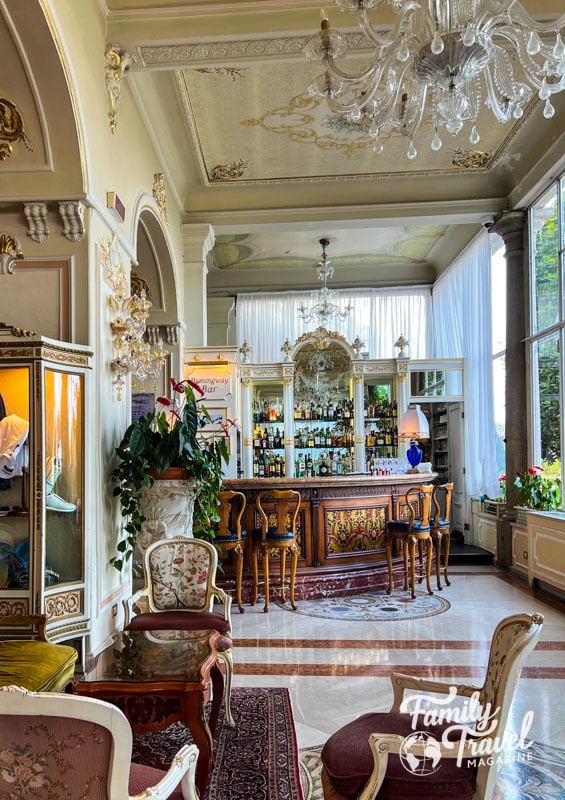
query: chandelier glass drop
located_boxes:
[298,238,354,326]
[304,1,565,159]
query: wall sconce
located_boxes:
[103,235,167,400]
[397,404,430,473]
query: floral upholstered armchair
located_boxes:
[0,684,198,799]
[123,536,234,726]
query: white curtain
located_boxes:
[236,287,432,362]
[431,231,499,498]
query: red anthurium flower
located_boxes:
[171,377,184,392]
[156,396,171,407]
[499,475,506,482]
[185,378,205,396]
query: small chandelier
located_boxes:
[298,238,353,326]
[304,2,565,160]
[108,273,167,400]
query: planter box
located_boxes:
[482,500,506,517]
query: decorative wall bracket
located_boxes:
[105,45,136,134]
[59,201,85,242]
[0,232,24,275]
[24,202,50,243]
[0,98,32,161]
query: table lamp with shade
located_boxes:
[397,404,430,473]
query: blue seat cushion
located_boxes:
[322,712,477,799]
[252,527,294,541]
[216,528,248,542]
[387,521,430,533]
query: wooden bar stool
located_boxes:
[251,489,301,612]
[215,489,247,613]
[384,484,434,599]
[431,481,454,589]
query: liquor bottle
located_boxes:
[306,454,314,476]
[258,453,265,478]
[253,453,259,476]
[319,452,329,476]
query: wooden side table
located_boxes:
[74,628,225,796]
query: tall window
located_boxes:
[491,240,506,478]
[528,177,564,492]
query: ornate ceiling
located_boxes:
[111,1,565,292]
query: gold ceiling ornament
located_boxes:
[152,172,169,224]
[0,232,24,276]
[242,92,391,157]
[130,271,151,301]
[210,159,249,181]
[104,44,136,134]
[0,97,32,160]
[304,2,565,161]
[451,148,491,168]
[194,67,247,81]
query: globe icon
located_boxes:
[399,731,442,776]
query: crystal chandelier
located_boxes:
[108,274,167,400]
[304,1,565,159]
[298,238,353,326]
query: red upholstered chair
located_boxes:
[0,684,199,799]
[123,536,234,726]
[215,489,247,613]
[384,485,434,599]
[431,482,454,590]
[321,613,544,800]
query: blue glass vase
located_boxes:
[406,441,422,469]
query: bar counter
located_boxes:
[222,472,437,600]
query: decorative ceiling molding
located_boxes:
[0,97,32,160]
[134,32,366,69]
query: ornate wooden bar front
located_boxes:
[221,473,436,603]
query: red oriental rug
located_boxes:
[132,686,304,800]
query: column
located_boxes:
[283,376,295,477]
[241,378,253,478]
[490,210,528,568]
[353,374,365,472]
[182,224,215,348]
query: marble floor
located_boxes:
[229,565,565,751]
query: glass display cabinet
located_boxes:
[0,324,92,643]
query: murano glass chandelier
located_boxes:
[298,238,353,326]
[304,1,565,159]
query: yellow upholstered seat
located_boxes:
[0,640,78,692]
[0,614,78,692]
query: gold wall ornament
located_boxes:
[0,98,32,161]
[0,232,24,276]
[152,172,169,224]
[104,44,136,134]
[210,159,248,181]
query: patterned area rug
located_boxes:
[279,590,450,621]
[299,741,565,799]
[132,686,303,800]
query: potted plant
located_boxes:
[111,377,234,572]
[513,465,562,520]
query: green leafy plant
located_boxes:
[514,465,561,511]
[111,377,235,571]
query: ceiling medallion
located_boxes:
[304,1,565,160]
[298,239,353,327]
